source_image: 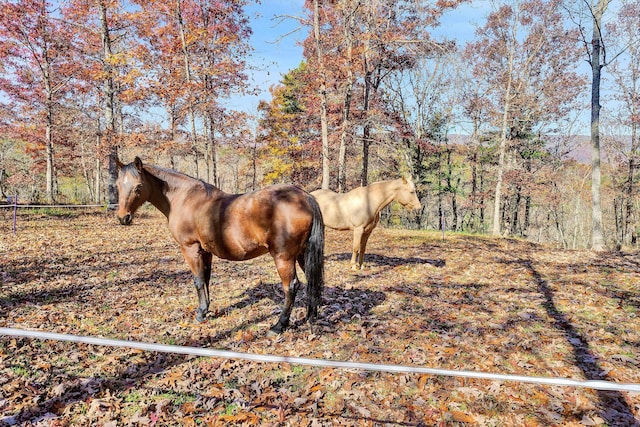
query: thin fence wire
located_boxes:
[0,203,112,209]
[1,327,639,393]
[1,203,117,234]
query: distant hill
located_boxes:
[446,134,623,165]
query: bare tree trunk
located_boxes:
[313,0,330,189]
[337,0,358,192]
[589,0,610,251]
[511,189,521,235]
[468,119,481,232]
[623,70,639,247]
[250,138,257,192]
[492,73,513,236]
[45,92,55,203]
[176,0,199,177]
[491,5,522,237]
[99,1,119,207]
[470,149,478,231]
[42,46,55,203]
[79,135,94,202]
[168,104,177,170]
[480,172,486,232]
[628,122,638,246]
[95,133,101,204]
[360,14,378,190]
[208,114,219,187]
[362,66,372,187]
[524,194,531,237]
[445,148,458,231]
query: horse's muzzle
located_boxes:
[118,213,133,225]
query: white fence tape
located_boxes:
[0,204,109,209]
[1,327,639,393]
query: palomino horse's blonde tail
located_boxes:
[304,194,324,320]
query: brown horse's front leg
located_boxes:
[181,244,212,323]
[270,258,300,334]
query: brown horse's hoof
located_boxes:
[351,264,361,271]
[267,326,285,336]
[268,319,289,335]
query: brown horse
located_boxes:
[115,157,324,334]
[311,177,421,270]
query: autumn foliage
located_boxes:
[0,0,639,249]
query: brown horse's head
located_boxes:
[396,176,422,211]
[116,157,150,225]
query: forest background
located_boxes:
[0,0,639,251]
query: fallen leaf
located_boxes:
[449,410,476,423]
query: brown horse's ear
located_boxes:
[402,175,408,184]
[134,156,143,172]
[115,157,124,170]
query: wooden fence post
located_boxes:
[12,194,18,235]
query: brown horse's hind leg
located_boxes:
[180,244,212,323]
[270,257,300,334]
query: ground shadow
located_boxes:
[511,257,640,426]
[1,279,394,425]
[328,252,445,268]
[589,252,640,311]
[0,270,188,312]
[201,280,388,339]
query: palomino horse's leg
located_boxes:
[357,214,379,270]
[351,227,365,270]
[270,256,300,334]
[180,244,213,322]
[357,229,374,269]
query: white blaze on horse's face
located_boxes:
[398,178,422,211]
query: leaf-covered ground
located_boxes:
[1,208,639,426]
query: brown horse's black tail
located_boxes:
[304,194,324,320]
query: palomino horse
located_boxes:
[115,157,324,334]
[311,177,421,270]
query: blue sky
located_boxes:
[226,0,306,113]
[231,1,486,114]
[431,2,490,43]
[236,1,599,134]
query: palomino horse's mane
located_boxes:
[350,177,412,195]
[368,177,408,188]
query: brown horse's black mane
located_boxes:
[144,164,216,196]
